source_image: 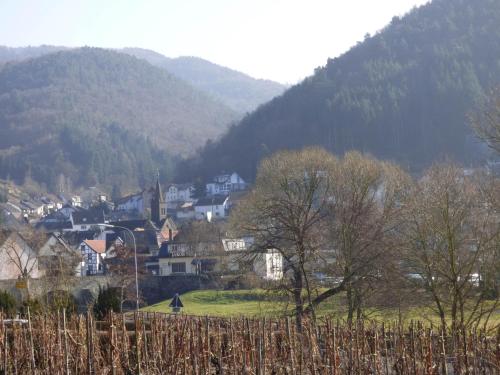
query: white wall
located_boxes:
[195,203,227,220]
[0,234,44,280]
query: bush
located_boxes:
[45,290,77,314]
[0,290,17,316]
[223,272,263,290]
[21,298,43,316]
[93,286,121,319]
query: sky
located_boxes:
[0,0,429,84]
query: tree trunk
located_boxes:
[293,269,303,331]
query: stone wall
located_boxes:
[0,276,111,311]
[0,274,219,310]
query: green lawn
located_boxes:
[143,289,500,327]
[143,289,287,317]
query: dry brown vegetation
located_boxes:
[0,311,498,374]
[231,148,500,332]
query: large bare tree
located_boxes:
[312,151,410,323]
[231,147,336,328]
[399,164,500,330]
[231,148,411,326]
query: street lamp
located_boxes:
[99,223,140,311]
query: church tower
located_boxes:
[151,173,167,226]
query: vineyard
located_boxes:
[0,311,498,374]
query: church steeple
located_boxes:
[151,171,167,225]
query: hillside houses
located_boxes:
[206,172,247,196]
[221,238,283,280]
[79,239,107,276]
[166,183,195,206]
[154,223,283,280]
[71,210,106,231]
[194,196,229,220]
[115,188,155,215]
[0,171,265,309]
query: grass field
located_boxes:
[143,289,500,327]
[143,289,286,317]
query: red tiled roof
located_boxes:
[84,239,106,254]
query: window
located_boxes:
[171,262,186,273]
[201,262,215,273]
[80,225,87,230]
[161,208,166,215]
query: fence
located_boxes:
[0,311,498,374]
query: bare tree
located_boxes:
[306,151,411,322]
[399,164,500,330]
[105,243,146,311]
[471,87,500,153]
[0,228,47,300]
[38,235,81,310]
[231,149,412,327]
[231,147,336,328]
[2,229,42,276]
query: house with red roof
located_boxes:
[79,239,107,276]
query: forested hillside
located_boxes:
[178,0,500,182]
[0,46,286,114]
[0,48,237,191]
[122,48,286,113]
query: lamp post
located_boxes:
[99,223,140,311]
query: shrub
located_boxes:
[21,298,43,316]
[0,290,17,316]
[93,286,121,319]
[45,290,77,314]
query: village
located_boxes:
[0,172,283,310]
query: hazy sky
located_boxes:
[0,0,429,83]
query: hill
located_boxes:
[0,47,238,191]
[178,0,500,182]
[0,46,286,114]
[122,48,286,113]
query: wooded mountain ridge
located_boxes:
[0,47,237,191]
[178,0,500,183]
[0,46,286,114]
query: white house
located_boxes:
[115,192,145,212]
[222,238,283,280]
[166,184,195,203]
[253,250,283,280]
[154,234,283,280]
[194,196,229,220]
[79,239,106,276]
[206,173,247,196]
[70,210,106,232]
[157,240,222,276]
[114,188,154,215]
[19,200,45,217]
[71,196,83,207]
[175,202,196,220]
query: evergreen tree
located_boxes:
[93,286,121,319]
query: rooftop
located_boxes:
[83,239,106,254]
[195,196,228,207]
